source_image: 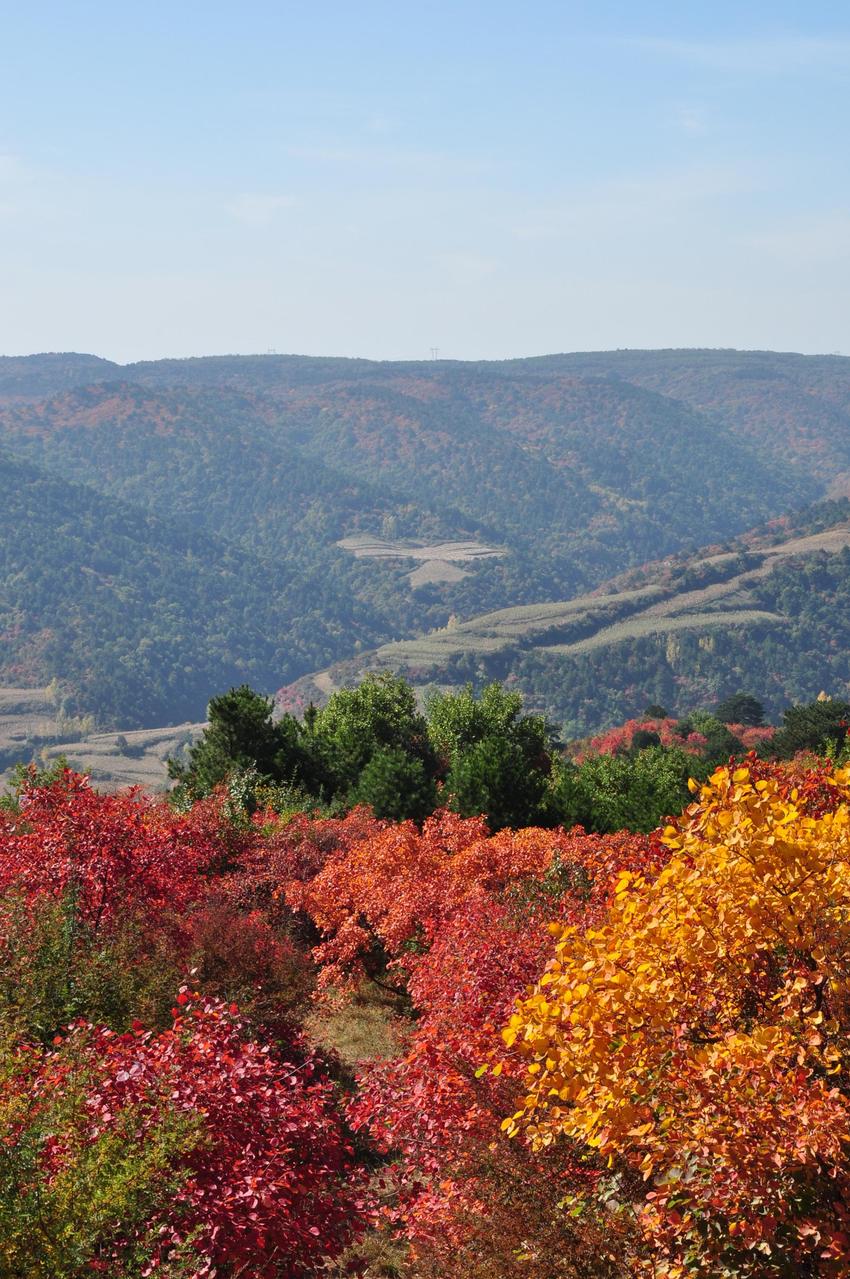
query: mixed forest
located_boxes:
[3,676,850,1277]
[4,347,850,736]
[8,346,850,1275]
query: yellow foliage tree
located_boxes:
[503,764,850,1275]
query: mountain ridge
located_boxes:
[0,347,847,730]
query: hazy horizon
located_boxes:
[9,343,850,367]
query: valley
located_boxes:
[0,686,201,793]
[2,347,850,754]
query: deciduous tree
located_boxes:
[505,763,850,1275]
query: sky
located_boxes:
[2,0,850,362]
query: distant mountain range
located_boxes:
[2,347,850,732]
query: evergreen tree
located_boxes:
[350,747,437,822]
[767,697,850,759]
[167,685,322,801]
[429,684,554,829]
[685,711,744,766]
[714,692,765,726]
[316,673,436,798]
[445,734,550,831]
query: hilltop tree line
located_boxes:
[169,674,850,835]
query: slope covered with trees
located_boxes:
[0,347,848,729]
[503,347,850,480]
[0,449,391,725]
[292,501,850,738]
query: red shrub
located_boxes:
[285,811,578,987]
[228,806,386,923]
[346,828,659,1271]
[577,717,706,760]
[0,770,220,933]
[186,899,314,1037]
[28,994,366,1277]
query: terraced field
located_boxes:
[337,534,506,592]
[280,515,850,733]
[375,585,668,667]
[541,609,786,656]
[337,535,505,562]
[34,724,203,791]
[0,689,202,792]
[8,515,850,792]
[0,687,61,754]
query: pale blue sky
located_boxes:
[3,1,850,361]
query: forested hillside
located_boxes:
[288,501,850,736]
[507,348,850,481]
[1,348,849,730]
[0,449,387,724]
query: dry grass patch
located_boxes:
[0,687,54,713]
[312,671,339,695]
[762,525,850,558]
[305,981,408,1067]
[325,1232,409,1278]
[408,559,469,588]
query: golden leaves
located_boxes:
[503,763,850,1272]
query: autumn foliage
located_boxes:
[346,829,659,1276]
[0,769,217,929]
[8,751,850,1277]
[271,806,660,1273]
[0,993,364,1277]
[0,770,364,1275]
[579,715,775,760]
[505,762,850,1275]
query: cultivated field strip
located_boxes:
[367,522,847,674]
[761,527,850,558]
[0,687,61,755]
[0,691,204,792]
[540,609,786,656]
[458,585,666,634]
[378,633,511,665]
[337,535,505,562]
